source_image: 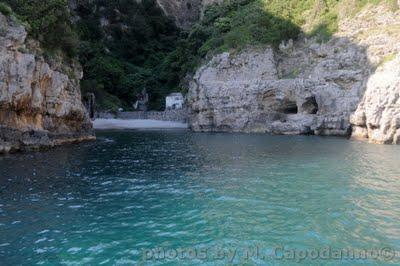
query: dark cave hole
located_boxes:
[282,101,298,114]
[302,96,319,114]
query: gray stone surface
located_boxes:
[188,5,400,144]
[0,14,94,153]
[351,55,400,144]
[188,44,366,136]
[156,0,221,28]
[97,110,188,123]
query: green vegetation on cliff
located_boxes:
[164,0,338,85]
[2,0,78,57]
[2,0,398,111]
[163,0,398,83]
[1,0,181,110]
[0,2,11,16]
[75,0,181,110]
[155,0,398,98]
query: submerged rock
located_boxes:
[0,14,94,153]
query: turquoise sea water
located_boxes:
[0,130,399,265]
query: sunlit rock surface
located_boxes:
[0,14,94,153]
[351,55,400,144]
[188,45,364,135]
[188,5,400,143]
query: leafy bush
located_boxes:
[2,0,78,57]
[82,0,339,110]
[164,0,305,85]
[0,2,12,16]
[76,0,180,110]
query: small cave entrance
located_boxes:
[302,96,319,114]
[281,100,298,114]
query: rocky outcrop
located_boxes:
[188,44,367,135]
[156,0,203,29]
[156,0,221,29]
[350,55,400,144]
[344,4,400,144]
[188,4,400,143]
[0,14,94,153]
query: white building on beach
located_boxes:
[166,93,184,110]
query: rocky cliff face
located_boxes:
[0,14,94,153]
[350,55,400,144]
[156,0,221,29]
[188,44,366,135]
[188,5,400,144]
[156,0,203,29]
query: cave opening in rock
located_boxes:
[281,101,298,114]
[302,96,319,114]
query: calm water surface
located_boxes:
[0,131,399,265]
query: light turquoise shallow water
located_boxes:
[0,131,400,265]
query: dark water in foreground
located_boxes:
[0,131,399,265]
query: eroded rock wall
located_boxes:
[188,5,400,143]
[156,0,221,29]
[0,14,94,153]
[345,5,400,144]
[350,55,400,144]
[156,0,203,29]
[188,43,366,135]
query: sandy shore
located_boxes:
[93,119,188,130]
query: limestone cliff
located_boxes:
[188,5,400,144]
[188,44,366,136]
[351,55,400,144]
[156,0,221,29]
[0,14,94,153]
[156,0,202,29]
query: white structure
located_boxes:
[166,93,184,110]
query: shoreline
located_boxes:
[93,119,188,130]
[92,119,390,145]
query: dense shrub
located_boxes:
[163,0,306,86]
[77,0,339,110]
[2,0,78,57]
[0,2,12,16]
[76,0,180,111]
